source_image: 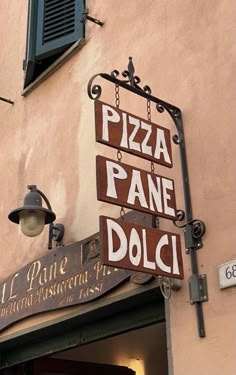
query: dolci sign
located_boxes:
[100,216,183,278]
[95,100,184,279]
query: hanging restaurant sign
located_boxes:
[100,216,183,279]
[96,155,177,220]
[94,100,173,167]
[88,57,207,337]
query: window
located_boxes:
[23,0,85,88]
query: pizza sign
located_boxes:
[95,100,172,167]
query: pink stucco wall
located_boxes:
[0,1,235,374]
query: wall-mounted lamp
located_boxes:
[8,185,64,249]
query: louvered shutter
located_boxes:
[23,0,38,87]
[36,0,84,60]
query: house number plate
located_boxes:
[218,260,236,289]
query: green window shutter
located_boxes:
[23,0,38,88]
[36,0,85,60]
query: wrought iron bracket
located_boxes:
[82,9,104,26]
[173,211,206,253]
[0,96,14,105]
[189,274,208,304]
[87,57,207,337]
[184,221,206,253]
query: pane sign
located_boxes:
[96,155,177,220]
[100,216,184,279]
[95,100,173,167]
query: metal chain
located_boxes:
[147,98,151,121]
[115,85,122,163]
[148,98,158,234]
[147,98,155,173]
[115,84,125,219]
[115,84,120,108]
[120,207,125,220]
[117,150,122,162]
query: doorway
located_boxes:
[0,283,166,374]
[32,358,134,375]
[49,322,168,375]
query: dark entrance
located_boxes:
[33,358,135,374]
[0,278,165,375]
[1,359,134,375]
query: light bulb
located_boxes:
[19,210,45,237]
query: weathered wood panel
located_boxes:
[100,216,183,279]
[0,240,131,332]
[96,155,177,220]
[95,100,173,167]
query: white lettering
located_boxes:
[39,267,47,286]
[9,273,19,300]
[103,219,181,277]
[127,170,148,208]
[106,161,127,198]
[142,229,155,269]
[27,261,41,292]
[102,104,120,142]
[147,174,163,213]
[171,235,180,275]
[141,121,152,156]
[155,234,171,273]
[128,116,141,152]
[99,102,172,166]
[162,178,175,217]
[154,129,171,164]
[120,113,128,148]
[1,283,6,304]
[107,219,127,261]
[129,228,142,266]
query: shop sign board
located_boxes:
[96,155,177,221]
[94,100,173,168]
[100,216,183,279]
[0,240,133,332]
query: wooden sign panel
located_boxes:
[96,155,177,220]
[100,216,183,279]
[95,100,173,167]
[0,239,132,332]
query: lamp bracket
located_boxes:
[52,223,64,244]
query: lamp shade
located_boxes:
[8,189,56,225]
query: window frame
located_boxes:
[23,0,85,90]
